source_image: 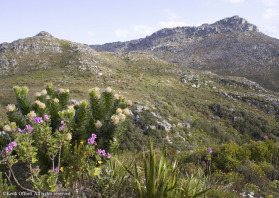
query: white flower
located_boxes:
[116,108,122,114]
[123,108,130,115]
[114,94,120,100]
[46,95,50,100]
[95,120,102,129]
[6,104,16,112]
[66,133,72,141]
[35,100,45,109]
[68,105,74,110]
[35,92,41,97]
[53,98,59,103]
[119,113,126,121]
[28,111,37,118]
[96,93,101,99]
[65,89,69,93]
[58,88,65,93]
[39,102,46,109]
[3,125,11,132]
[41,89,47,95]
[127,100,133,106]
[94,87,100,92]
[105,87,112,93]
[111,115,119,125]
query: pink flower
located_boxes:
[18,128,25,133]
[51,167,59,173]
[61,120,65,125]
[43,114,49,120]
[26,125,34,133]
[88,134,97,145]
[96,149,106,156]
[91,133,97,140]
[101,150,106,156]
[5,146,12,153]
[35,166,40,171]
[9,142,17,148]
[33,117,43,124]
[107,153,111,159]
[264,136,268,139]
[207,147,213,153]
[59,126,63,131]
[88,137,95,144]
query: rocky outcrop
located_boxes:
[0,31,102,75]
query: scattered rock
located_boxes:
[157,120,172,132]
[150,112,162,119]
[135,115,140,123]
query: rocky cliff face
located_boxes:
[90,16,279,92]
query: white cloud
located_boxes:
[258,0,279,6]
[159,21,189,28]
[224,0,245,3]
[263,8,279,19]
[114,25,155,40]
[163,9,179,19]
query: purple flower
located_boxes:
[61,120,65,125]
[101,150,106,156]
[88,134,98,145]
[5,146,13,153]
[25,125,34,133]
[18,128,25,133]
[88,137,95,144]
[91,133,97,140]
[207,147,213,153]
[96,149,106,156]
[35,166,40,171]
[51,167,59,173]
[33,117,43,124]
[264,136,268,139]
[9,142,17,148]
[107,152,111,159]
[59,126,63,131]
[44,114,49,120]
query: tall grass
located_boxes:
[120,140,209,198]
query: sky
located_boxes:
[0,0,279,45]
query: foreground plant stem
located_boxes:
[55,142,62,184]
[8,163,36,193]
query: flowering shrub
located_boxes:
[0,84,131,194]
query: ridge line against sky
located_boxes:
[0,0,279,45]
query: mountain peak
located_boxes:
[35,31,53,37]
[214,15,259,32]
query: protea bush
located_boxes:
[0,84,132,194]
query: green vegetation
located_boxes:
[0,48,279,197]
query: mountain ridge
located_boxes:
[90,16,279,92]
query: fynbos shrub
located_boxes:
[0,84,132,194]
